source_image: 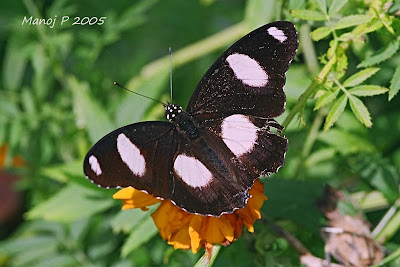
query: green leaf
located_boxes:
[318,129,375,154]
[0,236,57,254]
[343,68,380,87]
[389,64,400,101]
[314,88,340,110]
[324,94,348,131]
[290,9,326,21]
[310,27,332,41]
[355,154,400,204]
[263,179,325,231]
[30,254,78,267]
[244,0,276,28]
[349,85,389,96]
[110,206,157,234]
[348,95,372,127]
[357,40,400,68]
[316,0,327,14]
[21,89,36,114]
[2,37,28,91]
[121,216,158,257]
[328,0,347,16]
[116,70,169,126]
[26,184,115,222]
[334,15,373,30]
[69,76,115,143]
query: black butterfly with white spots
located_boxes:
[84,21,298,216]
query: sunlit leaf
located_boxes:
[343,68,379,87]
[291,9,326,21]
[348,95,372,127]
[334,14,373,30]
[389,64,400,100]
[357,40,400,68]
[328,0,347,16]
[314,88,340,110]
[349,85,388,96]
[324,94,347,131]
[310,27,332,41]
[316,0,327,14]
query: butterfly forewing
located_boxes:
[84,122,177,198]
[187,21,298,121]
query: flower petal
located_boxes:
[113,187,160,210]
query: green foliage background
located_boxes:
[1,0,400,266]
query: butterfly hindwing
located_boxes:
[187,21,298,121]
[170,127,253,215]
[202,115,288,176]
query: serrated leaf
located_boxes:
[334,15,373,30]
[290,9,326,21]
[354,18,383,35]
[328,0,347,16]
[121,216,158,257]
[324,94,347,131]
[389,64,400,101]
[348,95,372,127]
[343,68,380,87]
[311,27,332,41]
[358,40,400,68]
[349,85,389,96]
[314,88,340,110]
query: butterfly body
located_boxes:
[84,21,298,216]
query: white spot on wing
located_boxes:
[174,155,213,188]
[267,27,287,43]
[89,155,102,176]
[117,133,146,176]
[221,115,258,157]
[226,54,268,87]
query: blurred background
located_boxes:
[0,0,399,266]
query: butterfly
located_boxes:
[84,21,298,216]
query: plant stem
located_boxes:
[194,245,221,267]
[370,247,400,267]
[282,55,336,129]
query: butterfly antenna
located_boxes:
[169,47,173,103]
[113,82,165,106]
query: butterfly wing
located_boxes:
[84,121,177,199]
[187,21,298,120]
[170,127,253,215]
[186,21,297,182]
[84,119,252,216]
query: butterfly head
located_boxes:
[165,104,183,121]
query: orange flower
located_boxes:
[113,179,267,253]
